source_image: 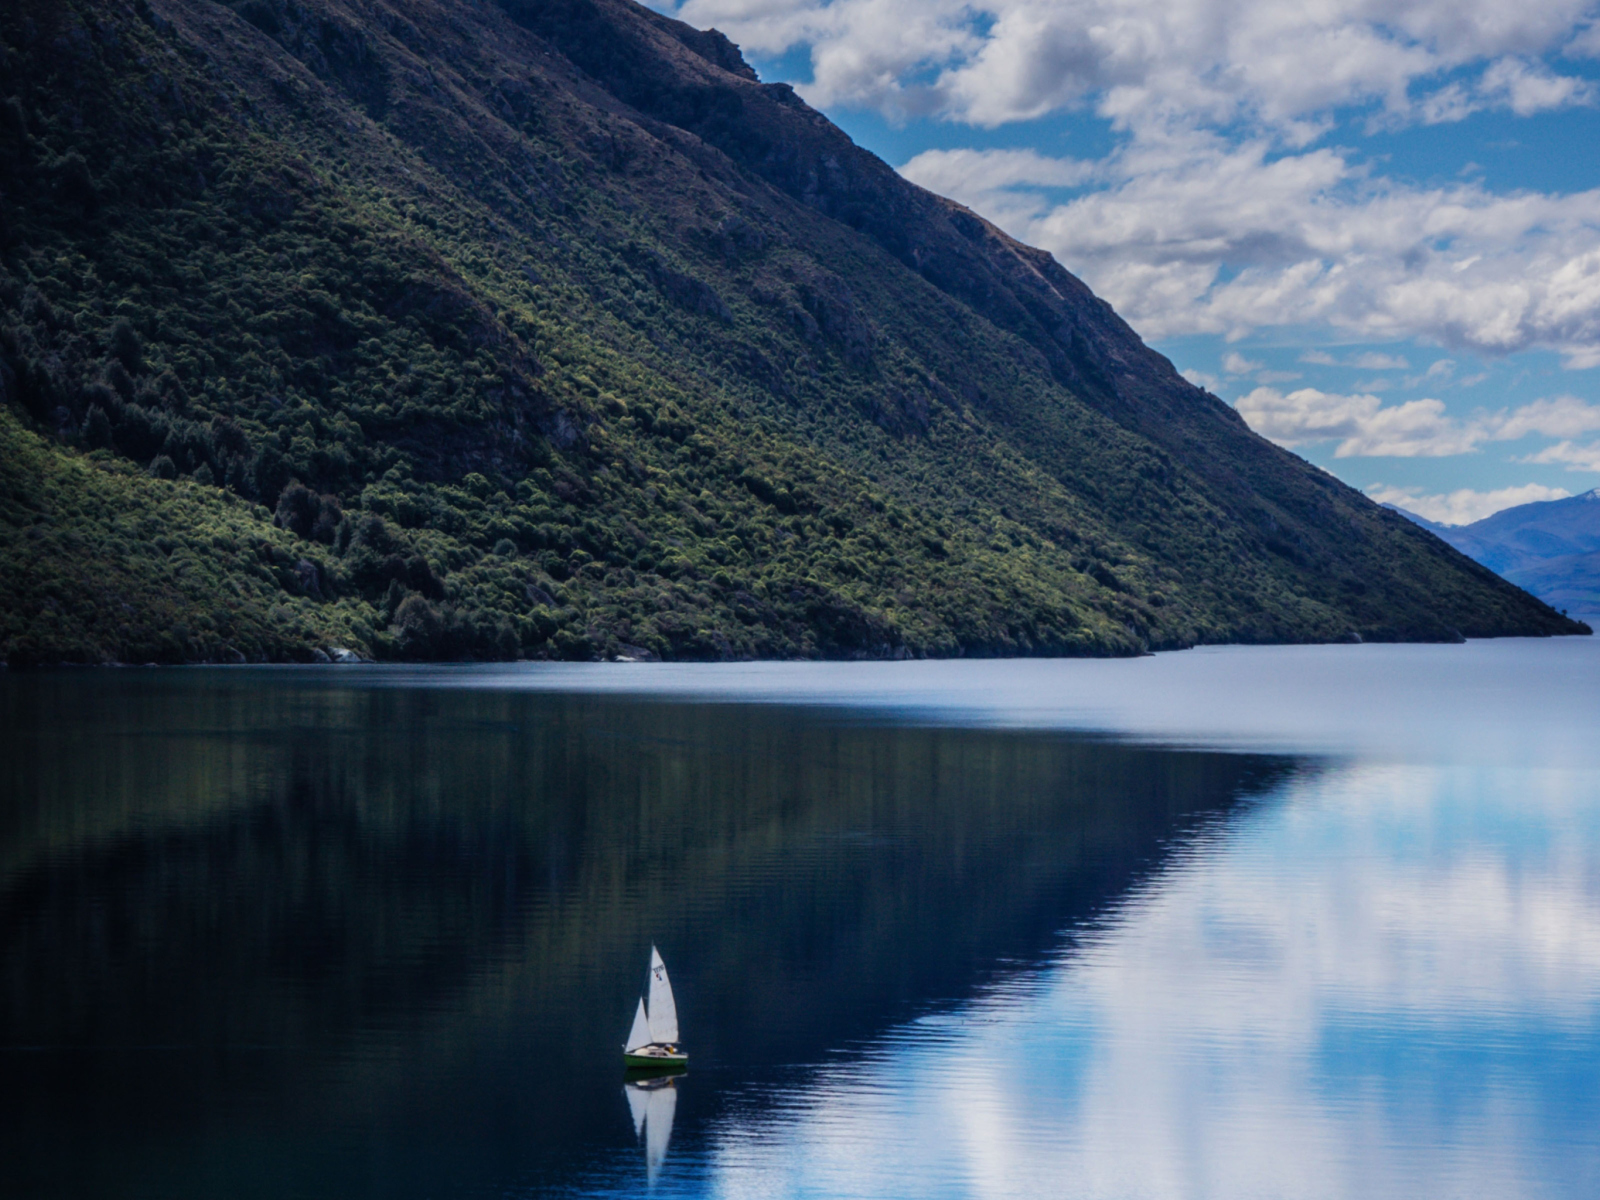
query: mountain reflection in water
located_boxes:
[3,641,1598,1199]
[0,669,1284,1198]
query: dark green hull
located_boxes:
[624,1050,687,1069]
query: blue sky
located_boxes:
[652,0,1600,524]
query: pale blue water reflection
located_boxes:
[697,759,1600,1198]
[363,638,1600,763]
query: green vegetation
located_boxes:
[0,0,1583,665]
[0,407,364,662]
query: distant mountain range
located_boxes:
[1389,490,1600,617]
[0,0,1584,664]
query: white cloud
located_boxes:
[1236,387,1480,457]
[1350,351,1410,369]
[900,136,1600,358]
[1222,351,1263,374]
[663,0,1600,362]
[1342,398,1479,457]
[1235,389,1600,458]
[1480,55,1597,115]
[1489,394,1600,440]
[1521,439,1600,471]
[1366,482,1572,524]
[895,145,1098,194]
[675,0,1598,131]
[1403,358,1458,386]
[666,2,1600,371]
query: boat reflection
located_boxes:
[623,1072,682,1186]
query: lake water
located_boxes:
[3,640,1598,1198]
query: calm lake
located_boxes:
[3,640,1599,1198]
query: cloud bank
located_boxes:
[903,138,1600,360]
[1366,482,1573,524]
[1234,390,1600,459]
[664,0,1600,361]
[675,0,1598,132]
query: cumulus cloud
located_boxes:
[890,145,1097,194]
[901,136,1600,357]
[1521,440,1600,471]
[1490,394,1600,440]
[1479,56,1597,116]
[1237,387,1480,457]
[1222,351,1263,374]
[1235,390,1600,458]
[675,0,1599,132]
[662,0,1600,360]
[1366,482,1573,524]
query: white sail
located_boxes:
[645,945,679,1045]
[625,997,652,1053]
[643,1082,678,1185]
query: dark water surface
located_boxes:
[3,641,1598,1198]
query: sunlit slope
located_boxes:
[0,0,1582,663]
[0,409,364,663]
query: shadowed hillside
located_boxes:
[0,0,1584,664]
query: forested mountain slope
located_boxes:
[0,0,1584,665]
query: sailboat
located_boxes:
[623,945,687,1068]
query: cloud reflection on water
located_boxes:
[702,761,1600,1199]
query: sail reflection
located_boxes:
[624,1075,680,1186]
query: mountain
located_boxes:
[0,0,1585,666]
[1392,490,1600,617]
